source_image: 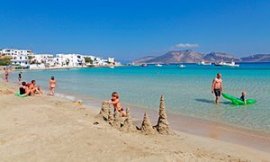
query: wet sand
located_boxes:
[77,96,270,153]
[131,107,270,153]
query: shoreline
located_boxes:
[1,81,270,161]
[49,89,270,153]
[5,77,270,153]
[82,98,270,153]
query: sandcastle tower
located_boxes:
[121,107,136,132]
[97,101,110,121]
[140,112,155,135]
[155,95,173,135]
[112,109,121,128]
[108,108,114,125]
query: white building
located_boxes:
[0,48,32,56]
[0,49,32,67]
[0,48,120,68]
[28,54,55,69]
[11,55,29,67]
[55,54,85,67]
[31,54,54,65]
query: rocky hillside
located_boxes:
[133,51,270,64]
[241,54,270,62]
[133,50,203,64]
[203,52,240,62]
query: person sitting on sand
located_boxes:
[211,73,223,104]
[240,91,247,104]
[109,92,126,117]
[19,81,31,96]
[49,76,56,96]
[28,80,43,95]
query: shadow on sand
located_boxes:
[195,98,231,105]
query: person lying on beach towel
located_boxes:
[109,92,126,117]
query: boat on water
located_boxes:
[141,63,148,67]
[214,61,240,67]
[197,61,212,66]
[179,64,186,68]
[155,64,163,67]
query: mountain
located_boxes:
[203,52,240,62]
[240,54,270,62]
[133,50,270,64]
[133,56,156,64]
[133,50,203,64]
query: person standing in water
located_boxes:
[211,73,223,104]
[49,76,56,96]
[18,72,22,83]
[3,67,9,82]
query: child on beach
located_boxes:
[109,92,126,117]
[18,72,22,83]
[240,91,246,104]
[49,76,56,96]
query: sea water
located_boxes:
[10,63,270,133]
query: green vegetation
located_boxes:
[0,56,12,66]
[84,57,93,64]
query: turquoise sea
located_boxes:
[11,63,270,133]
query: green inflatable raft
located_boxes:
[15,92,26,97]
[222,93,256,105]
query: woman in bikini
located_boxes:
[49,76,56,96]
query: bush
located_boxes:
[0,56,12,66]
[84,57,93,64]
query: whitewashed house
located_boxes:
[29,54,55,69]
[55,54,85,67]
[0,49,32,67]
[31,54,55,65]
[107,57,115,63]
[0,49,32,56]
[11,55,29,67]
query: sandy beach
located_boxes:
[0,81,270,162]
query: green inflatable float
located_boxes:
[15,92,26,97]
[222,93,256,105]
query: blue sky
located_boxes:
[0,0,270,60]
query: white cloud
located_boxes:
[175,43,199,49]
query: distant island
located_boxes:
[133,50,270,64]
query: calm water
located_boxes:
[11,63,270,133]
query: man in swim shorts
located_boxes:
[211,73,223,104]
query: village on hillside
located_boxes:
[0,48,121,69]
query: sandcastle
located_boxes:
[154,95,173,135]
[112,108,121,128]
[97,101,110,121]
[107,108,114,125]
[140,112,155,135]
[97,95,173,135]
[121,107,137,132]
